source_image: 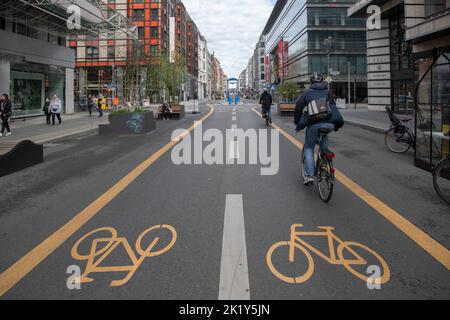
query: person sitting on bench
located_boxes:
[160,101,171,120]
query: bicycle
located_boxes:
[266,224,390,284]
[262,110,271,127]
[433,156,450,204]
[301,128,336,203]
[384,106,415,153]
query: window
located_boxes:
[138,27,145,39]
[86,46,99,59]
[425,0,447,16]
[151,9,158,20]
[108,46,115,60]
[0,17,6,30]
[150,27,158,38]
[150,45,158,56]
[133,9,145,21]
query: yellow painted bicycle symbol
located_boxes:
[71,224,177,287]
[266,224,390,284]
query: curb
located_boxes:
[35,127,99,144]
[345,119,386,134]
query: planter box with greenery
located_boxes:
[275,82,303,116]
[99,107,156,135]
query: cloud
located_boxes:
[182,0,274,77]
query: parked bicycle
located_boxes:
[384,106,415,153]
[433,156,450,204]
[301,128,336,203]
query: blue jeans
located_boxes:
[304,123,335,177]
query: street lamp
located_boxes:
[323,36,332,77]
[347,58,351,108]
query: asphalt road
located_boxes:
[0,100,449,299]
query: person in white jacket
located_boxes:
[49,94,62,125]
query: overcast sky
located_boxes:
[182,0,276,78]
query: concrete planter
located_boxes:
[99,111,156,135]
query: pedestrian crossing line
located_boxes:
[0,105,216,298]
[251,108,450,271]
[219,194,250,300]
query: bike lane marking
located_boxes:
[251,107,450,271]
[219,194,250,300]
[0,105,215,298]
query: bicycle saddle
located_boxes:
[319,128,332,134]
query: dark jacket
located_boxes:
[259,91,273,109]
[294,82,344,132]
[0,99,12,118]
[42,101,50,114]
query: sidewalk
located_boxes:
[340,107,414,133]
[1,113,108,144]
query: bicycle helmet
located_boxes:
[310,73,324,83]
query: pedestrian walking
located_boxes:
[87,95,94,117]
[49,94,62,125]
[0,93,12,137]
[97,95,105,117]
[42,98,51,124]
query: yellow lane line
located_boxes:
[0,105,215,297]
[252,107,450,270]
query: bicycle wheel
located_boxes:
[385,127,411,153]
[316,158,334,203]
[266,241,314,284]
[433,159,450,205]
[136,224,177,257]
[337,241,390,285]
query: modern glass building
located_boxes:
[264,0,368,102]
[349,0,450,171]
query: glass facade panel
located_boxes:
[10,61,65,117]
[415,53,450,170]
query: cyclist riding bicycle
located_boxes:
[260,89,273,124]
[294,73,344,186]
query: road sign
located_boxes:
[325,76,333,83]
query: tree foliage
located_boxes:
[276,82,303,102]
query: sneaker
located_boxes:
[5,132,11,137]
[303,176,315,186]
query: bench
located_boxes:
[278,103,296,116]
[0,140,44,177]
[169,105,185,119]
[157,105,186,120]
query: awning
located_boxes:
[0,0,137,40]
